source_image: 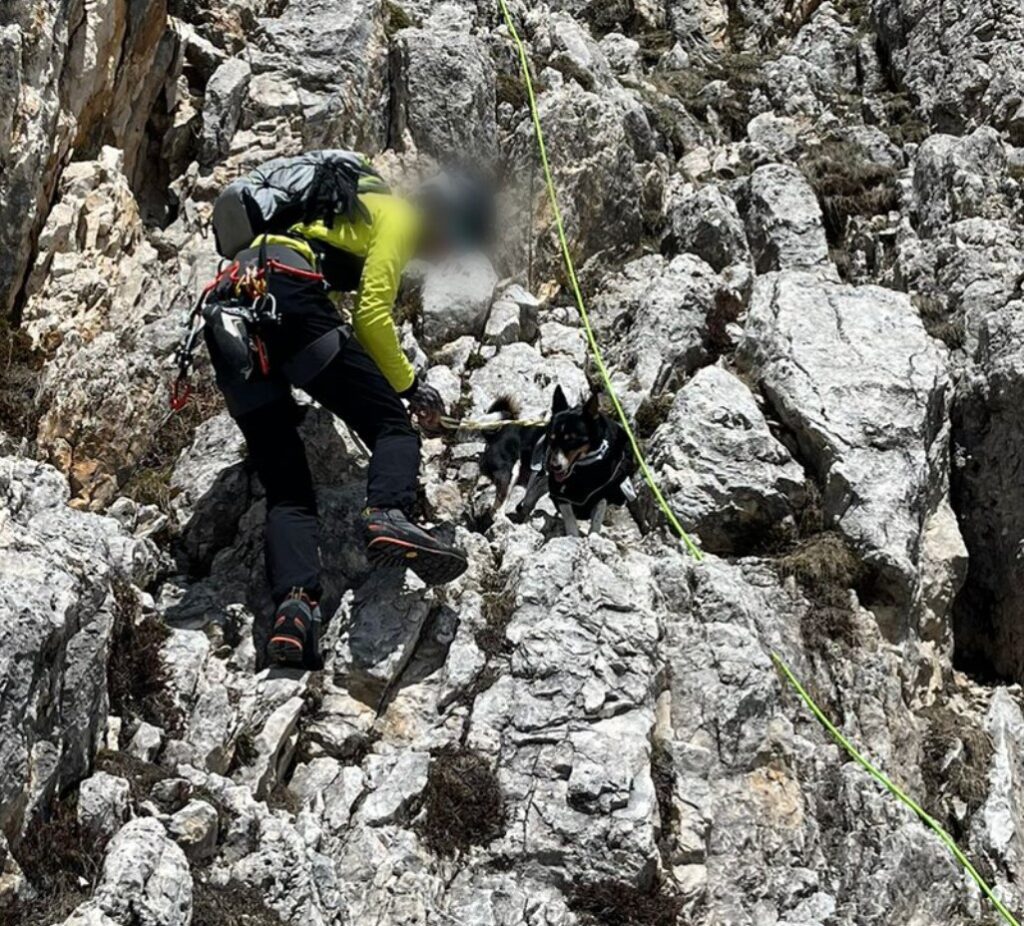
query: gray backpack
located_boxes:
[212,150,389,258]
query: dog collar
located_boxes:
[573,439,610,468]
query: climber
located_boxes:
[193,151,493,669]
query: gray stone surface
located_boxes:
[739,271,952,607]
[740,163,830,274]
[4,0,1024,922]
[649,365,805,553]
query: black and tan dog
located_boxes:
[482,386,647,535]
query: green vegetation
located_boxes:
[193,878,285,926]
[920,705,995,841]
[383,0,413,36]
[779,532,864,653]
[5,792,104,926]
[121,379,220,511]
[475,573,517,659]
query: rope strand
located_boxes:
[496,0,702,559]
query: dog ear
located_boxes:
[583,393,601,418]
[551,385,568,414]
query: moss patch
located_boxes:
[193,878,285,926]
[94,749,175,805]
[650,738,678,855]
[570,879,684,926]
[108,577,183,743]
[228,729,259,774]
[652,52,769,143]
[801,141,900,244]
[704,288,744,360]
[419,746,506,855]
[496,72,528,110]
[0,318,45,442]
[383,0,413,36]
[914,293,965,352]
[634,392,675,440]
[879,92,930,147]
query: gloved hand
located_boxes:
[401,376,446,433]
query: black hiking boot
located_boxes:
[362,507,469,585]
[266,588,322,670]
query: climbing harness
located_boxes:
[168,249,323,411]
[774,653,1020,926]
[496,0,702,559]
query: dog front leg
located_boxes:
[588,499,608,536]
[512,470,547,521]
[626,497,649,534]
[559,503,580,537]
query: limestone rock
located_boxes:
[665,182,751,271]
[740,163,830,274]
[419,254,498,348]
[200,57,251,163]
[590,253,715,407]
[739,271,952,607]
[390,24,496,161]
[78,772,131,841]
[649,365,806,553]
[0,456,156,835]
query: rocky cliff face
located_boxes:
[2,0,1024,923]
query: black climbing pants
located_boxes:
[207,246,420,604]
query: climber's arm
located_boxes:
[350,198,419,395]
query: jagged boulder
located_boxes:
[0,456,158,836]
[64,818,192,926]
[513,82,657,277]
[875,0,1024,142]
[738,271,953,611]
[0,0,176,315]
[590,253,715,407]
[740,163,830,274]
[648,365,806,552]
[952,306,1024,680]
[200,57,251,163]
[390,20,496,161]
[251,0,390,149]
[664,181,751,271]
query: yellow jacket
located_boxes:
[257,192,420,394]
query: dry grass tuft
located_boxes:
[570,878,685,926]
[120,379,220,511]
[0,318,45,442]
[5,792,105,926]
[920,705,995,840]
[192,878,285,926]
[419,746,506,855]
[779,532,864,653]
[801,141,900,243]
[108,576,183,743]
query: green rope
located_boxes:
[772,652,1019,926]
[496,0,703,560]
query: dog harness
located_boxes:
[531,435,638,510]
